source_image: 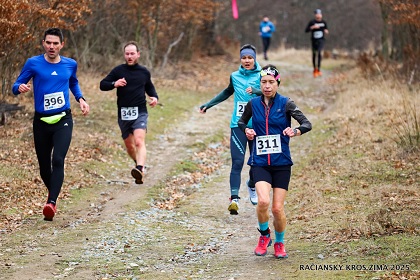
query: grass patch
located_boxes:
[279,233,419,280]
[147,88,211,140]
[393,97,420,152]
[286,69,419,280]
[175,159,200,173]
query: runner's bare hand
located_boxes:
[18,84,31,93]
[149,97,158,107]
[79,99,90,116]
[283,127,297,137]
[115,78,127,87]
[245,128,256,140]
[199,106,207,114]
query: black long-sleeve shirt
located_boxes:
[305,19,328,40]
[100,63,158,114]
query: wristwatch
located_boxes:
[293,128,298,136]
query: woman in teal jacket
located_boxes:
[199,44,261,215]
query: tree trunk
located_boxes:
[379,1,390,60]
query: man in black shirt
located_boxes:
[100,41,159,184]
[305,9,329,77]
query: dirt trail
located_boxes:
[1,56,335,280]
[99,105,231,219]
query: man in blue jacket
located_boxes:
[259,16,276,60]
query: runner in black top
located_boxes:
[305,9,329,78]
[100,41,158,184]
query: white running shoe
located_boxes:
[228,198,239,215]
[247,180,258,205]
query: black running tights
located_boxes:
[33,114,73,204]
[312,39,325,69]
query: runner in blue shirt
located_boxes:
[259,16,276,60]
[199,44,261,214]
[12,28,90,221]
[238,64,312,258]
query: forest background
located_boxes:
[0,0,419,98]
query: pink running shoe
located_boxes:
[254,235,272,256]
[274,242,288,258]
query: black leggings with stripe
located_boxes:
[230,127,254,198]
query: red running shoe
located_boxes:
[317,69,322,77]
[43,203,56,221]
[254,235,272,256]
[274,242,288,258]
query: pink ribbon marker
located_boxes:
[232,0,238,19]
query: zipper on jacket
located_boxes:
[262,99,273,165]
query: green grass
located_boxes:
[75,87,210,141]
[278,235,419,280]
[147,89,210,140]
[284,99,419,280]
[175,159,200,173]
[392,95,420,152]
[322,58,355,71]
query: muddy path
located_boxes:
[1,55,337,280]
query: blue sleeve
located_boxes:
[12,60,33,95]
[69,63,83,101]
[270,22,276,32]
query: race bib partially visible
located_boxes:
[236,101,247,116]
[256,134,282,155]
[121,107,138,120]
[44,91,65,111]
[313,31,323,39]
[262,26,270,33]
